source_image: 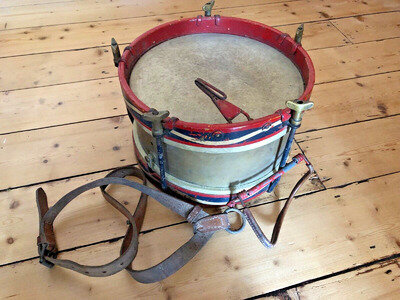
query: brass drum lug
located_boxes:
[294,23,304,45]
[202,0,215,17]
[286,99,314,126]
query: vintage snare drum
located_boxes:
[113,10,315,205]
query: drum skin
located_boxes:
[118,15,315,205]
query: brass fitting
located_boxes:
[111,38,121,67]
[286,99,314,126]
[202,0,215,17]
[294,23,304,45]
[142,109,170,137]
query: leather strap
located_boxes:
[241,163,315,248]
[36,166,234,283]
[36,163,314,282]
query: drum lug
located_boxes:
[294,23,304,45]
[202,0,215,17]
[145,153,156,169]
[286,99,314,127]
[142,109,170,190]
[111,38,121,67]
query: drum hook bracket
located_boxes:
[142,109,170,190]
[111,38,130,68]
[268,99,314,193]
[227,154,315,248]
[202,0,215,17]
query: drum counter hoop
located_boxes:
[36,1,317,283]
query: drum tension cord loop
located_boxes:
[36,154,314,282]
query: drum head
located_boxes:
[129,33,304,124]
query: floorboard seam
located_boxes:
[0,170,398,269]
[2,36,399,93]
[0,0,301,32]
[0,0,74,10]
[0,163,138,193]
[297,113,400,135]
[246,253,400,299]
[1,11,399,59]
[328,19,353,44]
[294,139,327,190]
[0,113,128,136]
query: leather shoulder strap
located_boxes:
[36,166,236,283]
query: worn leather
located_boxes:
[36,163,314,283]
[36,166,231,283]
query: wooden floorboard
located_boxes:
[0,141,321,266]
[1,173,399,298]
[332,11,400,43]
[268,257,400,299]
[299,71,400,133]
[0,0,293,30]
[1,0,399,30]
[0,19,347,58]
[1,0,400,298]
[1,38,398,136]
[297,115,400,187]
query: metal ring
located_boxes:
[224,208,246,234]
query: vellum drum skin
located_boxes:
[117,16,315,204]
[129,33,304,124]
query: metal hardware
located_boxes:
[224,208,246,234]
[286,99,314,126]
[294,23,304,45]
[195,78,252,123]
[143,109,170,190]
[145,153,156,169]
[267,100,314,192]
[202,0,215,17]
[37,242,56,268]
[111,38,121,67]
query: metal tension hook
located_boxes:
[294,23,304,45]
[202,0,215,17]
[143,109,170,190]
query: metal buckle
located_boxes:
[224,208,246,234]
[37,242,56,268]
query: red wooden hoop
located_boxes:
[118,15,315,134]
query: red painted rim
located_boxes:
[118,15,315,133]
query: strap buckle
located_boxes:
[37,241,57,268]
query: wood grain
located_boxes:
[297,115,400,187]
[0,112,321,190]
[0,141,322,266]
[312,38,400,84]
[2,0,399,30]
[2,0,400,298]
[1,172,399,299]
[0,0,292,30]
[1,58,399,136]
[0,116,133,190]
[270,258,400,299]
[0,78,126,134]
[299,71,400,133]
[0,18,347,57]
[0,0,73,9]
[332,11,400,43]
[2,34,398,93]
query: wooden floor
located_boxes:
[1,0,400,299]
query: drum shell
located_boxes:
[117,16,316,204]
[133,119,289,204]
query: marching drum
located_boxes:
[114,7,315,205]
[35,2,317,283]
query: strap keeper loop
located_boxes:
[37,241,57,268]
